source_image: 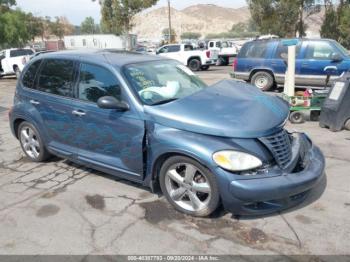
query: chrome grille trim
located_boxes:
[259,130,292,169]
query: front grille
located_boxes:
[259,130,292,169]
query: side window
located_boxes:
[209,42,214,48]
[243,41,269,58]
[274,42,301,59]
[158,46,168,53]
[184,45,193,51]
[78,63,121,103]
[168,45,180,52]
[10,49,34,57]
[305,41,337,60]
[22,60,42,89]
[36,59,75,97]
[216,42,221,48]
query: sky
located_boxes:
[15,0,247,25]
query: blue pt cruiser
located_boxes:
[9,50,325,217]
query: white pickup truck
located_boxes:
[0,48,34,78]
[156,44,215,71]
[208,40,239,66]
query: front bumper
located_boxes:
[215,134,325,215]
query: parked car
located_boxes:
[232,38,350,91]
[9,50,325,217]
[29,50,55,60]
[0,48,34,78]
[208,40,239,66]
[156,44,215,71]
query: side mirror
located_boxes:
[331,53,343,62]
[97,96,129,111]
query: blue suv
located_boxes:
[9,50,325,217]
[233,39,350,91]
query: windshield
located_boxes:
[123,60,207,105]
[334,41,349,56]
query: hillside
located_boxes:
[131,4,324,40]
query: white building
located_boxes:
[64,34,137,50]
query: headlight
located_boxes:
[213,150,262,171]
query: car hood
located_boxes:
[143,80,289,138]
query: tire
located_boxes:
[14,66,20,79]
[201,65,209,71]
[188,58,201,71]
[344,119,350,131]
[251,71,274,91]
[159,156,220,217]
[289,111,305,124]
[18,121,51,162]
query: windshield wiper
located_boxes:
[150,98,178,106]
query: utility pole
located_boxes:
[167,0,172,43]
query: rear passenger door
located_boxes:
[270,41,302,86]
[72,62,145,180]
[28,59,79,157]
[237,41,271,73]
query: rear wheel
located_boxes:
[14,66,20,79]
[251,71,274,91]
[188,58,201,71]
[344,119,350,131]
[18,122,51,162]
[289,111,305,124]
[159,156,220,217]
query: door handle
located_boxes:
[72,110,86,116]
[30,99,40,105]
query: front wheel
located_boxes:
[188,59,201,71]
[344,119,350,131]
[159,156,220,217]
[14,66,21,79]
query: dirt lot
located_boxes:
[0,67,349,255]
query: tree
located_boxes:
[180,32,201,40]
[49,16,74,39]
[1,9,31,47]
[81,16,100,34]
[95,0,158,35]
[49,17,65,39]
[95,0,158,49]
[26,13,44,41]
[320,5,339,40]
[320,0,350,49]
[247,0,321,38]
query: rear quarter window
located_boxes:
[22,60,42,89]
[36,59,75,97]
[238,41,269,58]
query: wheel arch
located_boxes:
[187,56,201,65]
[13,118,26,139]
[151,151,210,182]
[249,68,275,82]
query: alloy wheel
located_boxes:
[164,163,211,212]
[20,126,41,159]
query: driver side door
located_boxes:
[73,62,145,180]
[299,41,345,87]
